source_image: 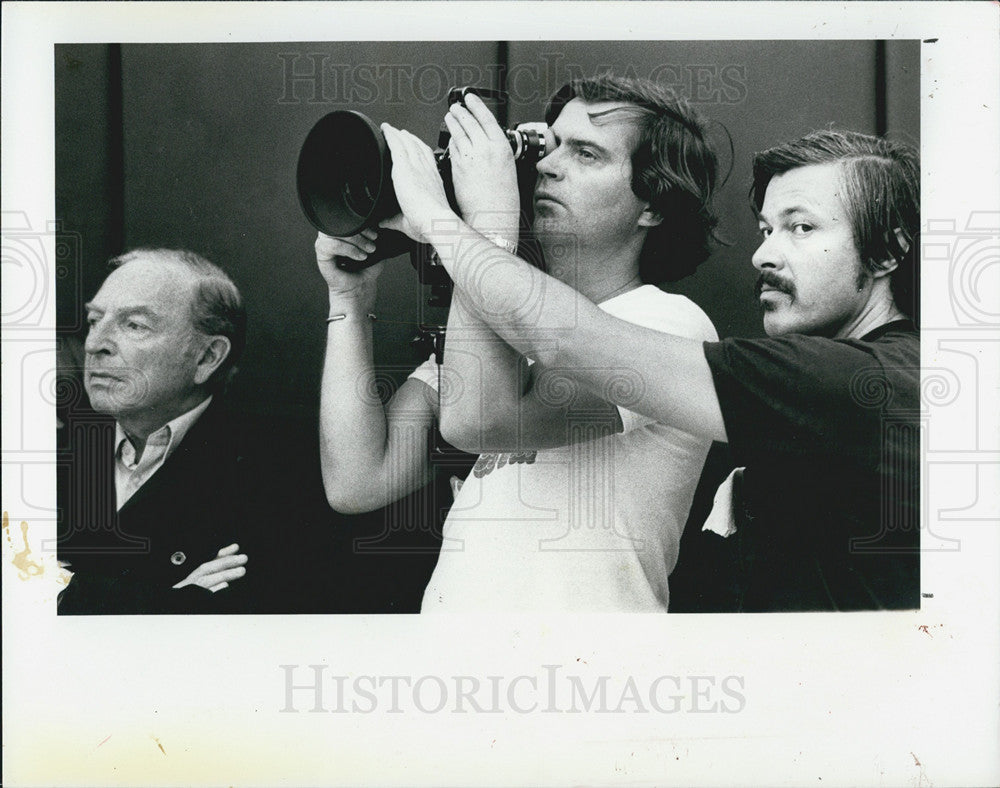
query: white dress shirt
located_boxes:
[114,396,213,510]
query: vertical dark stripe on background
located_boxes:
[107,44,125,253]
[496,40,510,127]
[875,40,888,136]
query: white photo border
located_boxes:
[2,2,998,786]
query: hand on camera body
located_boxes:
[315,230,384,312]
[444,93,520,240]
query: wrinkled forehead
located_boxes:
[93,255,198,316]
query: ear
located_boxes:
[872,228,909,278]
[638,205,662,229]
[193,336,232,386]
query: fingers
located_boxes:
[199,553,248,575]
[316,230,377,263]
[461,93,506,140]
[446,103,484,145]
[216,543,240,558]
[446,97,507,158]
[379,123,454,242]
[378,214,407,233]
[381,124,437,168]
[380,122,403,155]
[201,564,247,587]
[443,112,471,152]
[173,552,248,590]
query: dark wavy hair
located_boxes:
[108,247,246,392]
[544,74,722,283]
[751,129,920,321]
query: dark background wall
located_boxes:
[56,40,919,420]
[54,41,919,611]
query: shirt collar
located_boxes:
[115,395,214,463]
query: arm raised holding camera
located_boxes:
[430,94,624,453]
[379,118,727,443]
[316,232,439,514]
[434,95,531,453]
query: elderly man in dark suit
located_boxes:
[58,248,300,614]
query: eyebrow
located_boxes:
[757,206,818,224]
[84,303,159,319]
[553,131,613,159]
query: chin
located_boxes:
[84,389,115,415]
[763,311,845,339]
[85,383,140,417]
[761,310,787,337]
[762,310,808,338]
[532,216,562,236]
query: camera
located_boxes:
[296,86,548,273]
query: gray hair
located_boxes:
[108,247,246,391]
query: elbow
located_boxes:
[439,410,480,454]
[322,471,383,516]
[440,410,519,454]
[324,492,372,516]
[324,489,371,516]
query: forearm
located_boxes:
[428,221,546,330]
[320,308,438,513]
[438,181,532,450]
[440,291,528,452]
[426,220,726,441]
[319,310,391,511]
[377,120,724,439]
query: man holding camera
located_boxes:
[379,98,921,611]
[317,75,722,611]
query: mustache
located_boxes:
[755,271,795,298]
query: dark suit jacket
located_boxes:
[57,399,332,614]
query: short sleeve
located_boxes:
[601,288,718,433]
[703,335,886,467]
[406,354,440,392]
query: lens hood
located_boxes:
[296,110,401,237]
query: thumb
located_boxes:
[379,214,406,232]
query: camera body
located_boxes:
[296,86,548,276]
[437,87,549,170]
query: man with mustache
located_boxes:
[379,118,921,612]
[58,248,316,613]
[317,75,722,611]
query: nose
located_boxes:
[83,317,115,356]
[535,144,562,181]
[751,231,782,272]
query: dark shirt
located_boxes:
[702,320,920,611]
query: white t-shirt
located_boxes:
[410,285,718,612]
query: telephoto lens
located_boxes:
[296,86,548,271]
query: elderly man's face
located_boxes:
[84,256,205,424]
